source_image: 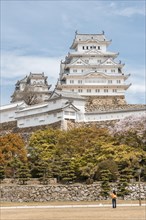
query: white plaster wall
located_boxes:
[67,88,125,96]
[17,112,63,128]
[0,109,16,123]
[84,110,145,122]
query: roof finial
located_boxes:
[102,30,104,35]
[75,30,78,35]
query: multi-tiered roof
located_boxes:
[57,32,131,99]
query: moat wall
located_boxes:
[1,183,146,202]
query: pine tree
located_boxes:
[100,169,111,199]
[117,166,132,199]
[36,161,52,185]
[0,165,5,183]
[16,163,31,185]
[60,158,76,183]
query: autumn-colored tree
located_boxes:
[28,128,62,178]
[27,125,146,184]
[0,133,28,178]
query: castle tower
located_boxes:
[11,72,52,105]
[56,31,131,109]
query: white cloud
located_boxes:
[115,7,145,17]
[1,52,63,88]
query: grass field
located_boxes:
[1,201,146,220]
[1,206,146,220]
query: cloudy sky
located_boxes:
[1,0,145,105]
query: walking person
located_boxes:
[110,190,117,208]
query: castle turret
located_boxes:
[11,72,52,105]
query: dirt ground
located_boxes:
[1,206,146,220]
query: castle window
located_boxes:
[71,89,74,92]
[64,111,69,115]
[117,80,121,84]
[78,89,82,93]
[73,69,77,72]
[70,112,75,116]
[113,89,117,92]
[111,69,115,73]
[87,89,91,93]
[98,46,101,50]
[78,80,82,84]
[70,80,74,84]
[86,46,88,49]
[118,68,121,73]
[105,70,107,72]
[95,89,100,93]
[90,46,92,49]
[85,60,89,63]
[104,89,108,93]
[93,46,96,49]
[81,69,84,72]
[108,80,112,84]
[83,46,84,50]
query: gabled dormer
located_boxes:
[85,71,108,79]
[70,58,88,66]
[100,58,124,67]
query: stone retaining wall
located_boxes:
[1,183,146,202]
[85,96,146,112]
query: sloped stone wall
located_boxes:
[66,120,118,130]
[0,121,62,144]
[85,96,146,112]
[1,183,146,202]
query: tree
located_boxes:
[27,125,146,184]
[100,169,111,199]
[28,129,62,178]
[16,163,31,185]
[95,159,118,182]
[35,160,52,185]
[59,158,76,183]
[117,166,132,199]
[12,85,41,105]
[0,133,28,178]
[23,85,40,105]
[0,165,5,183]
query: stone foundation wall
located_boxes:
[66,120,118,130]
[0,121,62,143]
[85,96,146,112]
[1,183,146,202]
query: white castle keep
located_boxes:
[0,32,145,129]
[57,31,130,98]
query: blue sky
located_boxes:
[1,0,145,105]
